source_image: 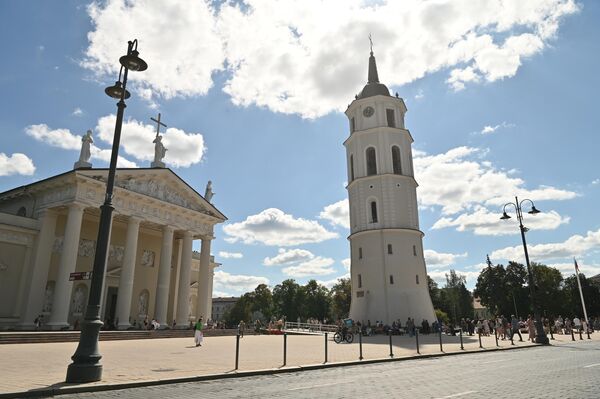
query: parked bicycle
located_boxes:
[333,327,354,343]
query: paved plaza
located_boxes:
[0,331,597,397]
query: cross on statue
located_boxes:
[369,33,373,53]
[151,113,167,138]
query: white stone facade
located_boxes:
[345,52,436,325]
[0,168,226,330]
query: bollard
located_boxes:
[579,329,583,340]
[415,328,420,354]
[510,329,515,346]
[359,330,363,360]
[478,330,483,349]
[324,332,328,363]
[494,329,499,347]
[459,328,464,350]
[571,328,575,341]
[389,332,394,358]
[587,329,591,340]
[283,333,287,366]
[439,328,443,352]
[235,334,240,370]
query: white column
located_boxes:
[206,264,216,320]
[195,238,211,320]
[115,216,141,329]
[154,225,174,325]
[175,231,193,327]
[20,209,58,328]
[47,203,85,329]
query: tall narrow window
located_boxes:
[390,275,394,284]
[358,274,362,288]
[350,155,355,181]
[387,244,393,254]
[416,274,420,284]
[370,201,378,223]
[366,147,377,175]
[392,146,402,175]
[351,117,356,132]
[413,245,417,256]
[386,109,396,127]
[358,247,363,259]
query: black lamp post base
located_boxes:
[66,362,103,383]
[535,336,550,345]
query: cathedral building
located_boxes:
[0,158,225,330]
[345,49,436,325]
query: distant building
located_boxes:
[473,297,492,320]
[211,297,238,321]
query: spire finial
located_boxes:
[369,33,373,54]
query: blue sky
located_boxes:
[1,0,599,296]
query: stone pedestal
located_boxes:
[151,161,165,168]
[73,161,92,169]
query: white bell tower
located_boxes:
[345,49,435,325]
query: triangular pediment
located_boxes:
[76,168,226,221]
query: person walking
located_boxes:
[194,316,204,347]
[510,315,523,342]
[527,315,536,342]
[238,320,245,338]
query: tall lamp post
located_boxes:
[66,40,147,383]
[500,197,549,345]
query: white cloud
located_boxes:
[72,108,83,116]
[427,269,480,287]
[83,0,223,103]
[319,199,349,229]
[317,273,351,289]
[414,146,577,215]
[432,207,570,236]
[223,208,338,246]
[218,251,243,259]
[592,179,600,185]
[282,256,336,278]
[264,248,314,266]
[24,124,137,168]
[547,262,600,279]
[424,249,467,268]
[414,89,425,100]
[341,258,351,271]
[83,0,579,118]
[491,228,600,262]
[478,121,515,135]
[94,115,205,168]
[213,270,269,293]
[0,153,35,176]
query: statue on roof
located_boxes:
[74,129,93,169]
[205,180,214,203]
[151,135,167,168]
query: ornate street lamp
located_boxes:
[66,40,147,383]
[501,197,549,345]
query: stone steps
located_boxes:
[0,328,240,344]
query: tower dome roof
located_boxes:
[357,51,391,100]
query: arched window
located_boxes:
[392,146,402,175]
[349,155,355,181]
[366,147,377,176]
[17,206,27,217]
[370,200,378,223]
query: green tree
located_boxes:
[531,263,564,317]
[272,279,304,321]
[302,280,331,321]
[224,293,253,326]
[330,278,351,320]
[250,283,273,321]
[561,273,600,317]
[442,270,473,324]
[473,263,507,315]
[427,275,442,310]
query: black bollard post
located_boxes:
[389,332,394,358]
[478,330,483,349]
[235,334,240,370]
[439,328,443,352]
[415,328,420,354]
[459,328,464,350]
[579,329,583,340]
[587,329,591,340]
[359,330,363,360]
[494,329,499,347]
[324,332,328,363]
[283,333,287,366]
[510,329,515,346]
[571,328,575,341]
